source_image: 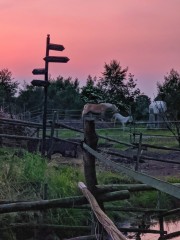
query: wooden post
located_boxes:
[83,118,104,239]
[158,216,164,239]
[41,34,50,156]
[135,133,142,171]
[47,111,57,159]
[83,119,98,193]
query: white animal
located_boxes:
[112,112,133,128]
[149,101,167,114]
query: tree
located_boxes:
[156,69,180,119]
[134,95,151,120]
[48,76,83,109]
[98,60,141,114]
[0,68,19,115]
[156,69,180,146]
[80,75,104,104]
[17,76,84,120]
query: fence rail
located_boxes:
[0,116,180,239]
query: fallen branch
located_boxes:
[78,182,129,240]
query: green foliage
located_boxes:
[134,94,151,120]
[23,152,47,182]
[157,69,180,119]
[0,68,19,116]
[16,76,84,117]
[98,60,141,113]
[16,82,44,114]
[48,76,83,110]
[131,191,158,208]
[46,166,86,226]
[97,171,135,185]
[80,75,104,103]
[47,166,84,198]
[0,68,19,99]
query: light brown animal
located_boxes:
[82,103,118,120]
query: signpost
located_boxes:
[32,34,69,156]
[44,56,69,63]
[31,80,50,87]
[48,43,65,51]
[32,68,46,75]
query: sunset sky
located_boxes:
[1,0,180,100]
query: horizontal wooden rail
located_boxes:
[83,143,180,199]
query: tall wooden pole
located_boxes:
[41,34,50,156]
[83,118,104,239]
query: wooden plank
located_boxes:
[0,134,40,141]
[96,183,180,193]
[44,56,69,63]
[83,143,180,199]
[48,43,64,51]
[32,68,46,75]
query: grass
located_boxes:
[0,123,180,238]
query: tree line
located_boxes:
[0,60,180,121]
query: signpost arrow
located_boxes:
[31,80,50,87]
[32,68,46,75]
[48,43,65,51]
[44,56,70,63]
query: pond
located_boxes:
[141,221,180,240]
[122,220,180,240]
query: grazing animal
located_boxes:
[82,103,118,120]
[112,112,133,128]
[39,139,78,158]
[149,101,167,114]
[148,101,167,129]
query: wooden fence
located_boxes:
[0,116,180,239]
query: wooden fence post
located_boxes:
[83,118,104,239]
[135,133,142,171]
[47,111,57,159]
[83,119,98,193]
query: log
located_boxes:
[10,223,90,231]
[8,223,168,235]
[133,142,180,152]
[0,190,129,214]
[9,223,90,237]
[158,208,180,218]
[160,231,180,240]
[98,190,130,202]
[118,228,167,234]
[96,183,180,193]
[0,134,40,141]
[64,235,98,240]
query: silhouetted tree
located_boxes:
[156,69,180,146]
[0,68,19,115]
[134,94,151,120]
[98,60,141,114]
[48,76,83,118]
[156,69,180,119]
[80,75,104,103]
[17,76,84,119]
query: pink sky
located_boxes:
[1,0,180,100]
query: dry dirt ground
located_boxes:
[50,145,180,179]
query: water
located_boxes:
[141,221,180,240]
[121,220,180,240]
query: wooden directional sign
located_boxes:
[32,68,46,75]
[31,80,50,87]
[44,56,69,63]
[48,43,65,51]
